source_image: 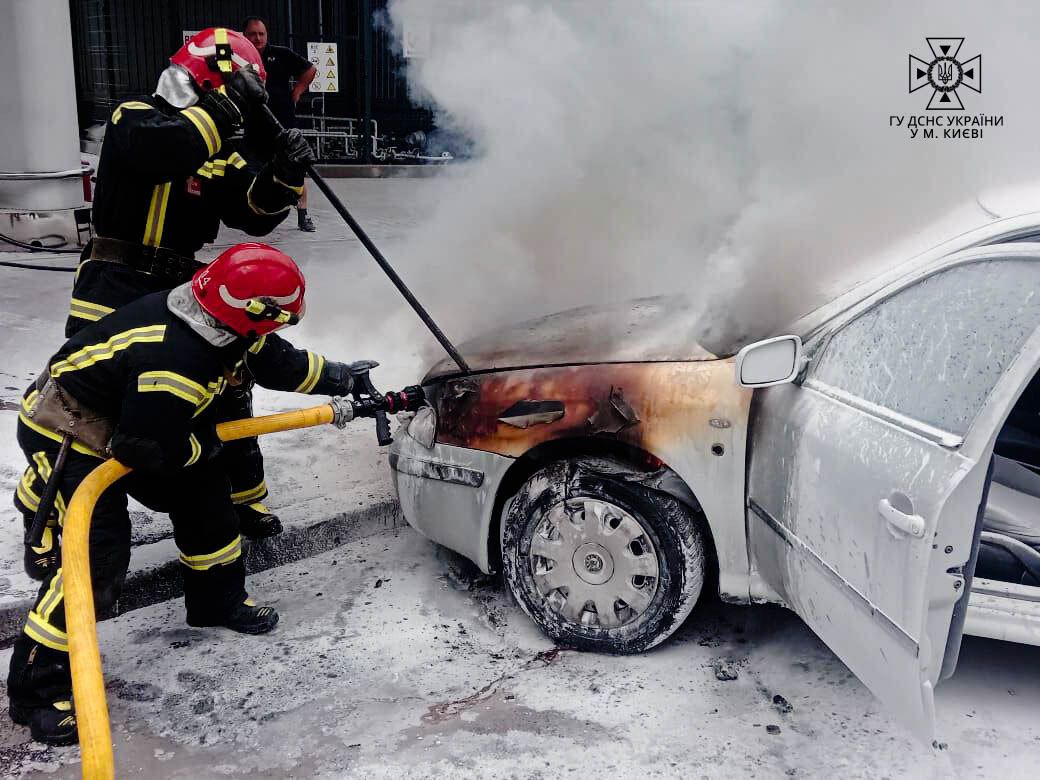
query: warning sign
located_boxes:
[307,42,338,93]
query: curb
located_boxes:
[0,498,402,647]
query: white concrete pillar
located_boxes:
[0,0,83,212]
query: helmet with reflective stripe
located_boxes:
[170,27,266,92]
[192,243,306,337]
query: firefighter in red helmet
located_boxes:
[7,244,392,746]
[25,29,316,581]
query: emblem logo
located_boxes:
[909,38,981,110]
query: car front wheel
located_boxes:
[501,459,707,654]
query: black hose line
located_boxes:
[0,231,82,254]
[0,259,77,272]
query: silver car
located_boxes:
[390,192,1040,743]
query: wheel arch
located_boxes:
[486,437,720,592]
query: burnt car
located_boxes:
[390,193,1040,742]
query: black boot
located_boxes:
[187,598,279,635]
[7,637,78,745]
[297,208,315,232]
[183,558,278,634]
[10,701,78,746]
[235,502,283,539]
[22,514,60,582]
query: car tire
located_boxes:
[501,459,706,654]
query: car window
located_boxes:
[810,258,1040,437]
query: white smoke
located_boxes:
[303,1,1040,382]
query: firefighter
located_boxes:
[7,243,371,745]
[43,28,307,579]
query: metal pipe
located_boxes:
[64,403,340,779]
[0,166,94,181]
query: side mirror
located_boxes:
[735,335,803,388]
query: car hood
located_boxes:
[424,296,718,381]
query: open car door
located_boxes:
[743,247,1040,743]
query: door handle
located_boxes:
[878,497,926,539]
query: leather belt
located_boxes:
[89,236,203,284]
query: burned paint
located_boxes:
[427,360,750,461]
[497,400,566,429]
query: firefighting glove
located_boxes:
[225,68,269,112]
[193,425,224,464]
[272,129,316,181]
[197,89,244,140]
[323,361,356,396]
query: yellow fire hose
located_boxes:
[64,403,339,779]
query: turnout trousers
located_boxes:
[7,417,247,712]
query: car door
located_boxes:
[746,247,1040,743]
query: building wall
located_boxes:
[68,0,431,160]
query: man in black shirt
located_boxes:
[244,16,318,232]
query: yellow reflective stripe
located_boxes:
[33,451,52,481]
[185,434,202,467]
[179,536,242,570]
[294,352,325,394]
[273,174,305,196]
[17,468,40,511]
[214,28,232,72]
[228,152,247,169]
[31,526,54,555]
[231,480,267,504]
[110,100,152,125]
[195,164,213,179]
[21,389,37,412]
[246,179,290,216]
[182,106,220,156]
[68,297,115,323]
[248,335,267,354]
[24,613,68,652]
[50,325,167,377]
[137,370,207,405]
[38,570,64,621]
[192,379,223,418]
[142,182,173,248]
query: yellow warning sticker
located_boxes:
[327,70,336,78]
[326,57,336,66]
[326,81,338,92]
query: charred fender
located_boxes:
[430,361,747,460]
[427,360,755,602]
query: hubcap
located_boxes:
[527,498,660,629]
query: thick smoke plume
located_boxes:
[301,1,1040,383]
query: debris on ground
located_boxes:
[772,693,793,714]
[712,659,739,681]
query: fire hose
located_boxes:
[63,390,420,779]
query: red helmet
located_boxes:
[192,243,306,337]
[170,27,266,92]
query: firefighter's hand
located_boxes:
[198,89,244,139]
[194,425,224,463]
[322,361,355,396]
[277,129,316,167]
[226,68,269,110]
